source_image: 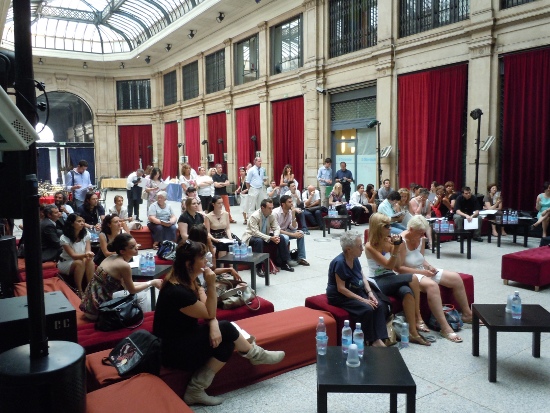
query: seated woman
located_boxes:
[483,184,506,237]
[327,232,389,347]
[377,191,407,235]
[365,184,378,213]
[77,192,105,232]
[147,191,177,249]
[109,195,138,232]
[349,184,373,226]
[533,181,550,238]
[431,185,446,218]
[397,188,413,228]
[279,164,295,194]
[58,213,95,297]
[80,234,162,320]
[94,214,123,266]
[178,196,205,243]
[235,166,249,224]
[152,240,285,406]
[205,195,232,258]
[396,215,475,342]
[364,213,430,346]
[181,186,204,214]
[409,188,433,249]
[329,183,348,215]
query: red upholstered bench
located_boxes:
[130,227,154,250]
[86,373,193,413]
[86,307,337,396]
[501,247,550,292]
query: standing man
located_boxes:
[65,159,92,209]
[378,179,394,201]
[126,168,144,222]
[242,198,294,276]
[453,186,483,242]
[213,163,237,223]
[274,195,310,266]
[246,157,268,217]
[41,205,62,262]
[334,162,354,203]
[317,158,333,208]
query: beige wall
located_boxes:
[32,0,550,188]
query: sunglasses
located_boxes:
[383,224,391,229]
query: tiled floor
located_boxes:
[103,192,550,412]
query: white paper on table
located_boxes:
[464,219,479,230]
[478,210,494,216]
[231,322,251,340]
[216,238,236,244]
[158,180,169,190]
[129,256,139,268]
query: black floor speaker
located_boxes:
[0,236,18,298]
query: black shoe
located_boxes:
[473,237,484,242]
[281,263,294,272]
[256,267,266,278]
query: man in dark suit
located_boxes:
[41,205,63,262]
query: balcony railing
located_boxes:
[400,0,469,38]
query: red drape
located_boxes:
[184,117,200,170]
[118,125,152,177]
[207,112,227,168]
[272,96,304,187]
[163,121,179,179]
[502,48,550,211]
[236,105,261,174]
[398,64,468,189]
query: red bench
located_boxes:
[501,246,550,292]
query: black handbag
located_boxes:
[102,330,161,377]
[95,294,144,331]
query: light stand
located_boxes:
[367,119,382,187]
[470,108,483,196]
[201,139,209,165]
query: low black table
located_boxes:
[132,264,172,310]
[430,227,472,259]
[317,346,416,413]
[485,217,533,247]
[472,304,550,382]
[216,252,270,291]
[322,215,352,237]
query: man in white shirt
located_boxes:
[245,157,268,216]
[126,168,144,221]
[283,181,310,234]
[303,185,325,230]
[274,195,309,266]
[349,184,373,225]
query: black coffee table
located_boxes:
[317,346,416,413]
[485,217,533,247]
[430,227,472,259]
[322,215,352,237]
[216,252,270,291]
[472,304,550,382]
[132,264,172,310]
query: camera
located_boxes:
[133,177,141,184]
[392,236,403,246]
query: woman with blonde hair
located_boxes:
[179,163,197,193]
[397,188,413,227]
[329,182,347,215]
[364,213,431,346]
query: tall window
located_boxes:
[116,79,151,110]
[164,70,177,106]
[399,0,469,38]
[271,15,302,75]
[182,61,199,101]
[329,0,378,58]
[501,0,536,9]
[235,35,259,85]
[205,49,226,94]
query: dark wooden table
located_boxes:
[430,227,472,259]
[216,252,270,291]
[322,215,352,237]
[486,217,533,247]
[132,264,172,310]
[317,346,416,413]
[472,304,550,382]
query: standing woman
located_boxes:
[196,166,214,211]
[205,195,232,258]
[533,180,550,238]
[147,191,178,248]
[235,166,249,224]
[94,214,123,266]
[144,167,164,210]
[152,240,285,406]
[179,163,197,193]
[81,234,162,320]
[279,164,295,193]
[178,197,205,243]
[409,188,433,248]
[58,213,95,297]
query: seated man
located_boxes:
[377,190,406,234]
[41,205,62,262]
[53,190,73,230]
[453,186,483,242]
[242,198,294,277]
[274,195,310,266]
[283,181,310,234]
[302,185,325,230]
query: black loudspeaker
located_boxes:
[0,236,19,298]
[0,292,77,353]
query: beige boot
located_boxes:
[183,365,223,406]
[240,343,285,366]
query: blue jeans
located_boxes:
[280,231,306,260]
[390,222,406,235]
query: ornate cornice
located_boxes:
[468,35,495,59]
[257,21,268,31]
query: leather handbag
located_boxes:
[214,275,260,311]
[428,304,464,332]
[102,330,161,377]
[95,294,144,331]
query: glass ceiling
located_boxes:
[2,0,206,54]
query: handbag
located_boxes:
[385,314,397,346]
[95,294,144,331]
[428,304,464,332]
[102,330,161,377]
[214,275,260,311]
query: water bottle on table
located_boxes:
[139,254,147,272]
[147,252,155,272]
[353,323,364,359]
[341,320,352,354]
[316,316,328,355]
[511,291,522,319]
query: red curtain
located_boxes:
[398,64,468,189]
[272,96,305,186]
[118,125,152,177]
[163,121,179,179]
[207,112,227,168]
[184,117,200,170]
[502,48,550,211]
[236,105,261,174]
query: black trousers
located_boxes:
[248,236,289,267]
[127,190,141,219]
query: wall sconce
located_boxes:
[119,62,125,69]
[217,139,223,144]
[177,143,183,148]
[145,56,151,64]
[38,58,44,65]
[216,12,225,23]
[82,62,88,69]
[165,44,172,52]
[188,30,196,39]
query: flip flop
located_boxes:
[416,322,431,332]
[440,330,463,343]
[410,335,431,346]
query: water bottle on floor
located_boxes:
[353,323,364,359]
[341,320,352,354]
[399,322,409,349]
[511,291,522,319]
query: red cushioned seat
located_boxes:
[130,227,154,250]
[501,247,550,291]
[154,255,173,266]
[18,265,58,282]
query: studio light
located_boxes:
[188,30,196,39]
[145,56,151,64]
[82,62,88,69]
[367,119,380,128]
[201,140,208,145]
[471,108,484,195]
[217,139,224,144]
[216,12,225,23]
[250,135,257,141]
[165,44,172,52]
[470,108,483,120]
[177,143,183,148]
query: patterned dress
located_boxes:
[80,267,123,320]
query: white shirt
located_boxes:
[303,189,320,207]
[284,189,302,208]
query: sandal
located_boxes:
[440,330,463,343]
[409,335,431,346]
[416,322,430,332]
[462,316,485,326]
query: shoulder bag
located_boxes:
[95,294,144,331]
[428,304,464,332]
[102,330,161,377]
[214,275,260,311]
[141,181,150,200]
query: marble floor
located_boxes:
[95,192,550,412]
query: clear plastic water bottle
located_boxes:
[434,220,440,232]
[235,241,242,258]
[506,292,514,313]
[316,316,327,338]
[341,320,352,354]
[511,291,522,319]
[503,210,508,225]
[353,323,364,359]
[147,252,155,272]
[139,254,147,272]
[399,321,409,349]
[449,222,454,232]
[513,211,518,224]
[240,242,247,258]
[205,251,213,268]
[442,219,449,233]
[89,228,99,242]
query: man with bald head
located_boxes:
[303,184,325,230]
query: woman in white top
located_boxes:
[196,166,214,211]
[109,195,135,232]
[235,166,249,224]
[179,163,197,193]
[58,213,95,297]
[396,188,413,228]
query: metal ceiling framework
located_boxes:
[2,0,205,54]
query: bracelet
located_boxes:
[147,280,152,287]
[391,254,398,258]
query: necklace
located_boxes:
[213,212,223,222]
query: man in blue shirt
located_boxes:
[378,191,406,235]
[65,159,92,209]
[334,162,354,203]
[245,157,268,216]
[317,158,333,208]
